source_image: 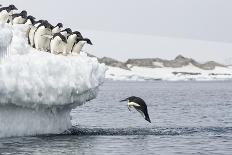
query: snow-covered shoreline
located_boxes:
[102,56,232,81]
[106,65,232,81]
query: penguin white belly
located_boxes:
[0,10,10,23]
[52,27,60,34]
[72,41,86,54]
[50,38,66,54]
[66,35,76,54]
[128,102,140,107]
[60,31,68,38]
[13,17,26,24]
[24,20,32,25]
[34,27,52,51]
[29,26,36,46]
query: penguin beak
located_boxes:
[120,98,128,102]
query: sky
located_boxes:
[1,0,232,63]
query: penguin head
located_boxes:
[56,23,63,28]
[27,15,35,20]
[43,20,53,29]
[27,15,35,24]
[21,10,27,18]
[83,38,93,45]
[73,31,83,38]
[62,28,72,34]
[9,4,17,11]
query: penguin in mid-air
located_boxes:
[120,96,151,123]
[0,4,17,23]
[11,10,27,24]
[71,37,92,55]
[50,33,67,54]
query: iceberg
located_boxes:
[0,24,106,138]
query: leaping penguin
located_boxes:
[11,10,27,24]
[0,4,17,23]
[71,37,92,55]
[50,33,67,54]
[52,23,63,34]
[120,96,151,123]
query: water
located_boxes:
[1,81,232,154]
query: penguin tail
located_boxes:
[145,116,151,123]
[144,110,151,123]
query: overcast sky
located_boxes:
[1,0,232,63]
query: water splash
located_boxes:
[62,126,232,136]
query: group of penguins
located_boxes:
[0,4,92,55]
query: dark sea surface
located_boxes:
[1,81,232,155]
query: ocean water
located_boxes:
[0,81,232,155]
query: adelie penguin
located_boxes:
[0,4,17,23]
[120,96,151,123]
[71,37,92,55]
[65,31,83,54]
[34,20,53,51]
[50,33,67,54]
[28,19,44,46]
[11,10,27,24]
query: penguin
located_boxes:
[65,31,83,55]
[28,19,44,46]
[120,96,151,123]
[34,20,53,51]
[11,10,27,24]
[50,33,67,54]
[52,23,63,34]
[24,15,35,25]
[60,28,72,38]
[71,37,92,55]
[0,4,17,23]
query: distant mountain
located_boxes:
[94,54,226,70]
[88,53,232,81]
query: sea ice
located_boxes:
[0,23,106,137]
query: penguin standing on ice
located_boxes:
[28,19,44,46]
[71,37,92,55]
[65,31,83,55]
[34,20,53,51]
[120,96,151,123]
[50,33,67,54]
[0,4,17,23]
[52,23,63,34]
[11,10,27,24]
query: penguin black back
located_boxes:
[120,96,151,123]
[73,31,83,38]
[53,33,67,43]
[0,4,17,12]
[12,10,27,19]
